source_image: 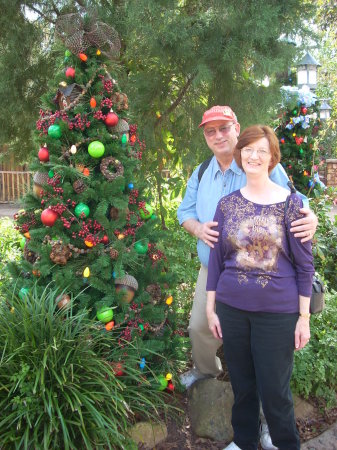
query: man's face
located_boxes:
[203,120,240,159]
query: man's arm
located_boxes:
[182,219,219,248]
[177,165,219,247]
[270,163,318,242]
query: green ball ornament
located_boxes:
[96,307,114,323]
[65,50,71,57]
[18,287,30,300]
[48,170,54,178]
[121,134,128,146]
[139,203,153,220]
[134,240,149,255]
[48,124,62,139]
[20,237,26,249]
[157,375,168,391]
[88,141,105,158]
[74,203,90,218]
[299,148,304,154]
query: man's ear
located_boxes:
[235,123,240,136]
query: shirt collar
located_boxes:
[211,156,243,179]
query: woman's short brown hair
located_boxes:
[234,125,281,173]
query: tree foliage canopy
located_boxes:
[0,0,316,175]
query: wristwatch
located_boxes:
[299,313,311,319]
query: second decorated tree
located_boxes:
[12,14,181,389]
[274,86,324,194]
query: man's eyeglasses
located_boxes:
[204,123,235,138]
[241,147,270,158]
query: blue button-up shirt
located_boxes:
[177,156,308,267]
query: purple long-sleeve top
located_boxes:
[206,190,314,313]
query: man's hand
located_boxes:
[195,221,219,248]
[290,209,318,243]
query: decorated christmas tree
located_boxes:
[10,13,180,390]
[274,85,324,194]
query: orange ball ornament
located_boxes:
[117,234,125,240]
[90,97,97,108]
[105,321,115,331]
[23,231,31,239]
[83,168,90,176]
[84,240,94,248]
[79,53,88,62]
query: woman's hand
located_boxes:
[294,317,311,351]
[207,311,222,340]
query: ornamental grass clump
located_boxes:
[0,285,171,449]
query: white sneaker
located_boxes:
[260,423,278,450]
[179,367,211,389]
[223,443,242,450]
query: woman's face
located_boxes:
[240,137,272,176]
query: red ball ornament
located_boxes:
[105,111,119,127]
[167,381,175,392]
[101,235,109,244]
[90,97,97,108]
[38,146,49,162]
[65,67,75,78]
[301,107,308,115]
[41,208,58,227]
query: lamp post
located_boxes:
[296,52,321,91]
[319,100,332,120]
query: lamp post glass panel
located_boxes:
[319,101,332,120]
[296,52,321,91]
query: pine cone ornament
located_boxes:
[50,241,72,265]
[146,284,162,303]
[109,206,119,220]
[109,248,119,260]
[73,179,87,193]
[24,242,38,264]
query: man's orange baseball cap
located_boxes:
[199,105,238,128]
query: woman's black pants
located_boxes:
[216,302,300,450]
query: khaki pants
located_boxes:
[188,264,223,376]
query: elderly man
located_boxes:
[177,105,317,450]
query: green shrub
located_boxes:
[0,218,21,287]
[310,188,337,291]
[0,285,173,449]
[292,290,337,407]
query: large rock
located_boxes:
[188,379,234,441]
[301,422,337,450]
[293,395,315,419]
[128,421,167,449]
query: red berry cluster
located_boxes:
[101,98,113,109]
[36,110,70,134]
[103,79,114,94]
[14,212,37,233]
[76,219,105,246]
[69,113,90,131]
[50,203,67,216]
[173,329,185,337]
[93,110,106,120]
[148,243,167,266]
[60,215,75,229]
[128,189,139,204]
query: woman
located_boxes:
[206,125,314,450]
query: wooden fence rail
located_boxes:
[0,171,33,203]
